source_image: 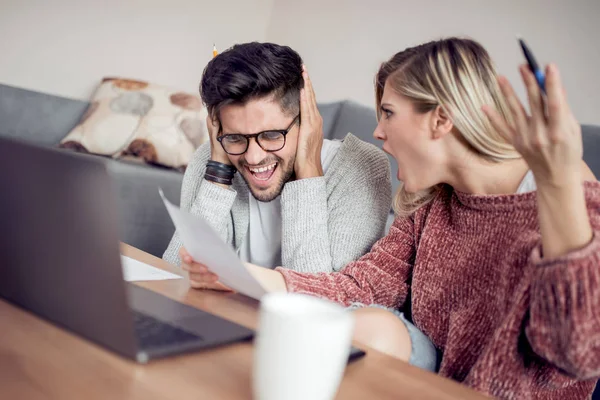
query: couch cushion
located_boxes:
[60,77,208,171]
[105,158,184,257]
[331,100,400,195]
[329,100,377,142]
[317,101,343,140]
[0,84,89,146]
[582,125,600,178]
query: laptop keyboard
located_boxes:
[133,311,203,350]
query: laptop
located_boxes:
[0,137,257,363]
[0,136,365,364]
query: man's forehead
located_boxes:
[220,98,289,134]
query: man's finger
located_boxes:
[303,66,318,111]
[300,89,312,129]
[302,66,315,118]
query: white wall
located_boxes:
[266,0,600,124]
[0,0,274,100]
[1,0,599,124]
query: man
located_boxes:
[163,42,391,274]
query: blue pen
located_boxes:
[518,37,546,94]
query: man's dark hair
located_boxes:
[200,42,304,123]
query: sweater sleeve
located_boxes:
[280,135,392,273]
[277,215,416,308]
[162,143,237,266]
[525,182,600,379]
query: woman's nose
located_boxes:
[373,122,386,141]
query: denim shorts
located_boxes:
[348,303,440,372]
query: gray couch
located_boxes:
[0,83,397,257]
[2,83,600,258]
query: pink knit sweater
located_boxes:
[278,182,600,399]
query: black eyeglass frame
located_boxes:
[216,115,300,156]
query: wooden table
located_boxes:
[0,244,486,400]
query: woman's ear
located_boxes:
[431,105,453,140]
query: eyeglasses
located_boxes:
[217,115,299,156]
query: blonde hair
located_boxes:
[375,37,520,217]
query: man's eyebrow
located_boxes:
[221,127,286,136]
[220,131,247,136]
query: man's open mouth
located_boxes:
[246,162,278,183]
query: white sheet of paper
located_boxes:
[120,255,182,282]
[159,189,267,300]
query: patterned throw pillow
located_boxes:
[60,78,208,170]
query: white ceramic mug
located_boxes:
[252,292,355,400]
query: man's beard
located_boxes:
[237,154,295,202]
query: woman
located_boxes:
[181,38,600,399]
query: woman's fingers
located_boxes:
[519,64,545,124]
[181,262,208,274]
[497,75,529,136]
[179,246,189,260]
[179,246,225,289]
[189,271,218,283]
[189,274,233,292]
[519,64,548,149]
[482,105,515,144]
[545,64,569,132]
[176,250,234,293]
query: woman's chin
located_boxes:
[402,183,419,194]
[400,177,422,194]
